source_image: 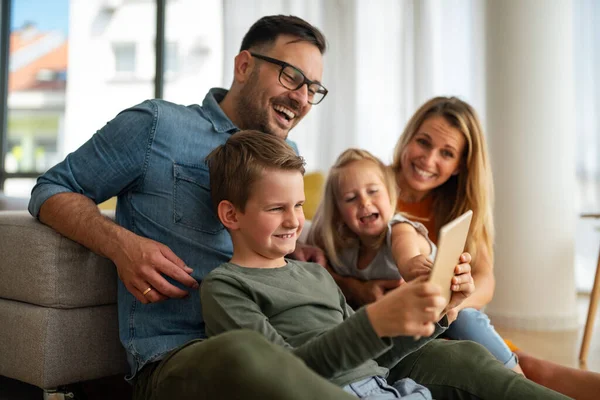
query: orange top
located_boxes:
[396,196,438,243]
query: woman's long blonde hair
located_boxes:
[307,149,398,267]
[391,97,494,262]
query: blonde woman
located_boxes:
[389,97,526,375]
[318,98,495,324]
[327,96,600,399]
[308,147,523,375]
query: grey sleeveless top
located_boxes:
[331,213,437,281]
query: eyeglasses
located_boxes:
[250,53,328,105]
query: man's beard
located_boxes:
[235,72,303,139]
[236,73,280,137]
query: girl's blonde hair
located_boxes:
[308,149,397,267]
[391,96,494,262]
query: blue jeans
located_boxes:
[444,308,518,369]
[343,376,432,399]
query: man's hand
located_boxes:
[401,254,433,282]
[290,242,327,266]
[113,234,199,304]
[37,193,198,305]
[444,252,475,313]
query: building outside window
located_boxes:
[5,18,67,196]
[112,42,136,74]
[2,0,223,199]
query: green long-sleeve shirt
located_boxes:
[200,259,447,387]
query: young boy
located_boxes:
[201,130,460,399]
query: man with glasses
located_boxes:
[29,15,343,400]
[28,14,568,400]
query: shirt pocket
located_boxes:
[173,162,224,234]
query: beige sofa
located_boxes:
[0,210,129,398]
[0,172,330,398]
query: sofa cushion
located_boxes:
[0,298,129,388]
[0,211,118,308]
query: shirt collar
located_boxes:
[202,88,239,134]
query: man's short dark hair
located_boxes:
[240,15,327,54]
[206,130,306,213]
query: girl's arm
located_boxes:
[390,223,433,281]
[451,242,494,310]
[303,220,402,306]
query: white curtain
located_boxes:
[221,0,484,171]
[221,0,598,210]
[574,0,600,213]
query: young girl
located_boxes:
[308,148,522,375]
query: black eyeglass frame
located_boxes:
[250,52,328,105]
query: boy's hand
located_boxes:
[401,254,433,281]
[445,307,459,324]
[445,252,475,312]
[366,277,446,338]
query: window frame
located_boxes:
[0,0,167,191]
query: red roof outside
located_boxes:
[8,26,68,93]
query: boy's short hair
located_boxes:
[206,130,306,213]
[240,15,327,54]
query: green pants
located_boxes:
[133,330,571,400]
[389,339,571,400]
[133,330,356,400]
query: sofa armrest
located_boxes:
[0,211,118,308]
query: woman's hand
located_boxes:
[445,252,475,312]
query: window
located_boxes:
[1,0,224,196]
[113,42,136,74]
[1,0,159,197]
[574,0,600,293]
[3,0,69,196]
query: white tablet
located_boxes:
[429,210,473,306]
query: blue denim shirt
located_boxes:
[28,88,299,377]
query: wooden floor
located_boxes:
[495,293,600,373]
